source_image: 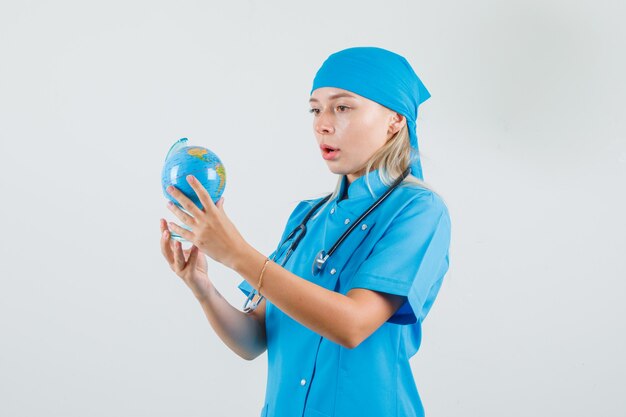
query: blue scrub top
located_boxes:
[238,168,451,417]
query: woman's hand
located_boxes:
[160,218,213,300]
[164,175,250,270]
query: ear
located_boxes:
[387,113,406,136]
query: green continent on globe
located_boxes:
[216,164,226,194]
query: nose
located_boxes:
[314,109,335,136]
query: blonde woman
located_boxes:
[160,46,451,417]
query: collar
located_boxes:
[337,168,389,201]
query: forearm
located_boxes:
[231,245,360,348]
[196,282,266,360]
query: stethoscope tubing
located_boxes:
[281,193,333,264]
[242,168,410,313]
[242,196,331,313]
[321,167,410,261]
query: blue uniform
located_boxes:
[239,168,451,417]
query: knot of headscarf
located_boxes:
[310,46,431,180]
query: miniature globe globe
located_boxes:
[161,137,227,242]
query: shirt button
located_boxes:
[300,379,307,386]
[330,207,335,214]
[344,218,350,225]
[330,268,337,275]
[361,224,368,230]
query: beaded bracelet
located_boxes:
[257,257,271,296]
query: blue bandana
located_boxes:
[310,46,431,180]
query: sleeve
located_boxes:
[344,190,451,325]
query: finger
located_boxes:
[160,219,175,265]
[172,239,184,271]
[160,217,169,233]
[216,197,225,211]
[188,244,200,266]
[166,201,197,227]
[166,184,204,218]
[168,221,195,242]
[186,175,219,214]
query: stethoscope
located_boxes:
[242,167,411,313]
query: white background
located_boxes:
[1,1,624,416]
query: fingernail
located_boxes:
[187,175,194,183]
[163,230,168,237]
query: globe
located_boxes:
[161,137,227,242]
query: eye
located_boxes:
[336,105,350,112]
[309,108,320,115]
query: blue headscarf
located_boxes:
[310,46,431,180]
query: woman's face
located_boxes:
[309,87,404,183]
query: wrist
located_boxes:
[228,242,255,273]
[231,244,265,280]
[192,281,214,303]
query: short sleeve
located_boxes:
[345,190,451,325]
[238,279,254,298]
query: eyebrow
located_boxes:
[309,93,357,103]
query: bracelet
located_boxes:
[257,257,271,296]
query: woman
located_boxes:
[159,46,451,417]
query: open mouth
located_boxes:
[321,145,340,160]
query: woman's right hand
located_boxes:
[160,218,213,301]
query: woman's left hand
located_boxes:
[165,175,249,269]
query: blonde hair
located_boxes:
[309,122,439,220]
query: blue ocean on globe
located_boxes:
[161,137,227,242]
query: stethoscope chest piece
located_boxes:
[312,250,329,276]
